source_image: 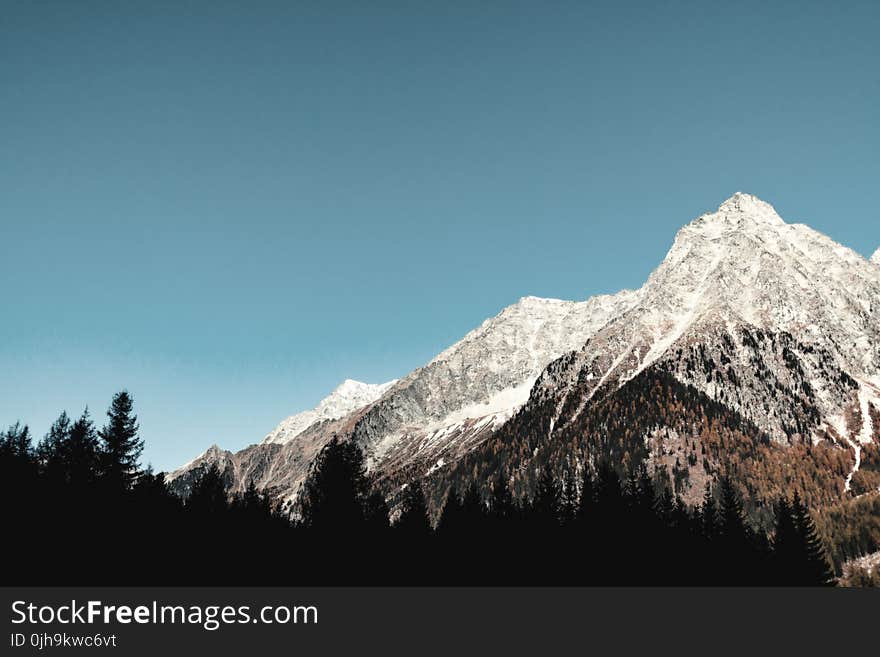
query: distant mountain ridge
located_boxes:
[168,194,880,551]
[168,289,641,505]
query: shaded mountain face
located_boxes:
[170,193,880,531]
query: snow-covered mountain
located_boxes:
[167,288,640,504]
[872,248,880,265]
[352,291,640,475]
[169,192,880,521]
[261,379,396,445]
[529,192,880,440]
[444,193,880,512]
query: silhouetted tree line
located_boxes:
[1,392,840,585]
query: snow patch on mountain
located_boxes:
[872,248,880,265]
[261,379,397,445]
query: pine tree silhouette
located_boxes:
[396,482,432,537]
[36,412,71,480]
[701,481,719,539]
[532,466,562,528]
[64,409,101,488]
[791,493,835,586]
[301,438,364,528]
[98,391,143,490]
[718,477,749,541]
[0,422,32,459]
[188,462,229,516]
[560,468,578,525]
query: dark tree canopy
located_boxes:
[0,390,853,586]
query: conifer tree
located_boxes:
[791,493,834,586]
[0,423,35,500]
[0,422,32,459]
[701,481,719,539]
[717,477,749,541]
[656,486,676,526]
[488,476,516,524]
[99,391,143,489]
[36,412,70,477]
[575,466,595,522]
[396,482,432,537]
[234,479,272,521]
[771,497,799,582]
[64,409,101,487]
[363,489,390,533]
[560,468,578,525]
[188,463,228,516]
[459,482,485,533]
[436,486,466,535]
[635,463,656,514]
[532,466,562,527]
[299,437,368,533]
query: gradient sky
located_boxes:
[2,1,879,471]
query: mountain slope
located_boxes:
[353,292,640,475]
[170,193,880,547]
[167,289,640,505]
[424,194,880,536]
[523,193,880,446]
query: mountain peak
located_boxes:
[335,379,375,393]
[261,378,396,446]
[872,248,880,265]
[718,191,779,217]
[676,193,784,246]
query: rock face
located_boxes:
[529,192,880,446]
[352,291,641,476]
[261,379,396,446]
[167,289,640,507]
[169,193,880,519]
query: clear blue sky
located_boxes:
[2,1,878,472]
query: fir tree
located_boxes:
[771,497,800,584]
[0,422,32,459]
[701,481,719,539]
[98,391,143,489]
[36,412,70,477]
[532,466,562,527]
[64,409,101,487]
[656,486,676,526]
[575,466,595,522]
[488,476,516,523]
[299,437,368,533]
[188,463,228,516]
[717,477,748,541]
[560,468,578,525]
[363,489,391,533]
[396,482,432,537]
[791,493,834,586]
